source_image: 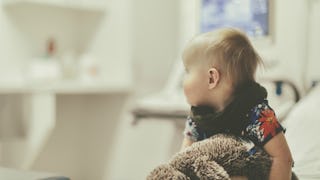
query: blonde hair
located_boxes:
[182,28,262,87]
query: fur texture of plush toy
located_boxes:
[147,134,298,180]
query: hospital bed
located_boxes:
[282,85,320,180]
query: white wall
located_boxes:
[131,0,179,95]
[271,0,309,93]
[0,2,33,78]
[105,0,180,179]
[306,0,320,87]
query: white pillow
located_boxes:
[282,85,320,180]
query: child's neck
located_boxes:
[214,94,234,112]
[210,83,235,112]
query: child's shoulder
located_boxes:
[252,99,273,111]
[248,99,275,120]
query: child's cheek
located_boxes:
[183,80,194,104]
[182,80,189,97]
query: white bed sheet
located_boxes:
[282,85,320,180]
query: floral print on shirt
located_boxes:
[245,100,284,146]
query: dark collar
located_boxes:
[190,81,267,136]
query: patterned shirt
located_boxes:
[183,100,285,146]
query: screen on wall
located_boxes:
[201,0,269,37]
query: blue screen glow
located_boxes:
[201,0,269,37]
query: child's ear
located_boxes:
[208,68,220,89]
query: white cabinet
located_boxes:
[0,0,132,172]
[0,0,131,94]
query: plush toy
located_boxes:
[147,134,298,180]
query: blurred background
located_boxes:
[0,0,319,179]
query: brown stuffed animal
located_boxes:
[147,134,298,180]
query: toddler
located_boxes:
[181,28,294,180]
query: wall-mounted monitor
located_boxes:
[200,0,270,38]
